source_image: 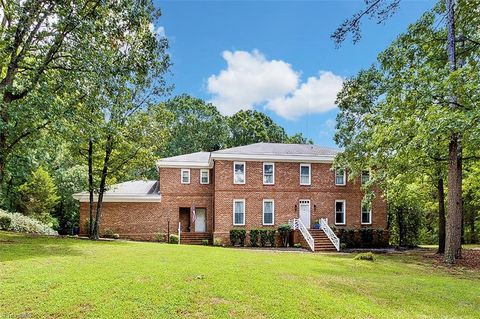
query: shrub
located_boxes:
[266,229,276,247]
[169,234,179,244]
[202,239,209,246]
[102,229,119,239]
[294,243,302,248]
[249,229,259,247]
[0,210,58,235]
[354,252,376,262]
[360,228,374,248]
[259,229,268,247]
[277,224,292,247]
[0,215,12,230]
[230,228,246,246]
[213,237,223,246]
[155,232,165,242]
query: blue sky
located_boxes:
[154,0,435,147]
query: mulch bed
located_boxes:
[423,249,480,270]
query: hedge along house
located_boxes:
[74,143,388,251]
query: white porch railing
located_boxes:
[289,218,315,251]
[319,218,340,251]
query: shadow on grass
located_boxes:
[0,231,123,262]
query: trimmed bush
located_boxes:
[354,252,376,261]
[0,210,57,235]
[266,229,276,247]
[360,228,374,248]
[294,243,302,248]
[169,234,179,244]
[0,215,12,230]
[249,229,259,247]
[277,224,292,247]
[230,228,246,246]
[155,232,165,242]
[213,237,223,246]
[336,227,388,248]
[202,239,209,246]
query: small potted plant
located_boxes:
[313,220,321,229]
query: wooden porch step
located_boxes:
[180,232,212,245]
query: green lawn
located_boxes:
[1,232,479,319]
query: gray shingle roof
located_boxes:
[212,143,341,156]
[73,180,160,202]
[157,151,211,164]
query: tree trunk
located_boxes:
[444,0,463,264]
[437,177,446,254]
[397,206,404,247]
[92,135,113,240]
[88,139,94,238]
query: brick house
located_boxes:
[74,143,388,251]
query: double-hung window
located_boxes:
[361,201,372,225]
[233,199,245,225]
[300,164,311,185]
[361,170,370,185]
[335,169,346,186]
[335,200,346,225]
[263,163,275,185]
[181,169,190,184]
[200,169,209,184]
[263,199,274,225]
[234,162,245,184]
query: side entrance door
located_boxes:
[299,200,311,229]
[195,208,206,232]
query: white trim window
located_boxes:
[300,163,311,185]
[263,163,275,185]
[263,199,274,225]
[181,169,190,184]
[200,169,209,184]
[335,200,346,225]
[233,162,246,184]
[233,199,245,225]
[361,170,370,185]
[335,169,346,186]
[361,201,372,225]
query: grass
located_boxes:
[1,231,479,319]
[420,244,480,249]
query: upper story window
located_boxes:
[361,170,370,185]
[361,201,372,224]
[335,200,346,225]
[200,169,209,184]
[181,169,190,184]
[263,199,274,225]
[263,163,275,185]
[233,162,246,184]
[300,163,311,185]
[335,169,346,186]
[233,199,245,225]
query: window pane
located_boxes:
[264,164,273,184]
[362,202,371,223]
[301,175,309,184]
[336,170,344,184]
[361,171,369,185]
[201,171,208,183]
[234,201,244,224]
[235,164,245,183]
[263,201,273,224]
[335,202,344,224]
[301,166,309,175]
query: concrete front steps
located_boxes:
[180,232,212,245]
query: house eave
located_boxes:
[209,153,336,163]
[72,193,162,203]
[156,160,214,169]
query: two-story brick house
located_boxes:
[74,143,388,251]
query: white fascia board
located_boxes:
[156,160,214,169]
[210,153,336,163]
[73,193,162,203]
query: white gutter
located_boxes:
[210,153,336,163]
[72,193,162,203]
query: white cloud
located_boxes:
[207,50,343,119]
[266,71,343,120]
[149,23,166,38]
[207,50,299,115]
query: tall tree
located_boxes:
[332,0,480,263]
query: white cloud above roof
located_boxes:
[207,50,343,119]
[207,50,298,115]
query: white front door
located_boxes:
[195,208,206,232]
[299,200,311,229]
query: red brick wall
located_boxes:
[78,162,387,245]
[213,160,387,244]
